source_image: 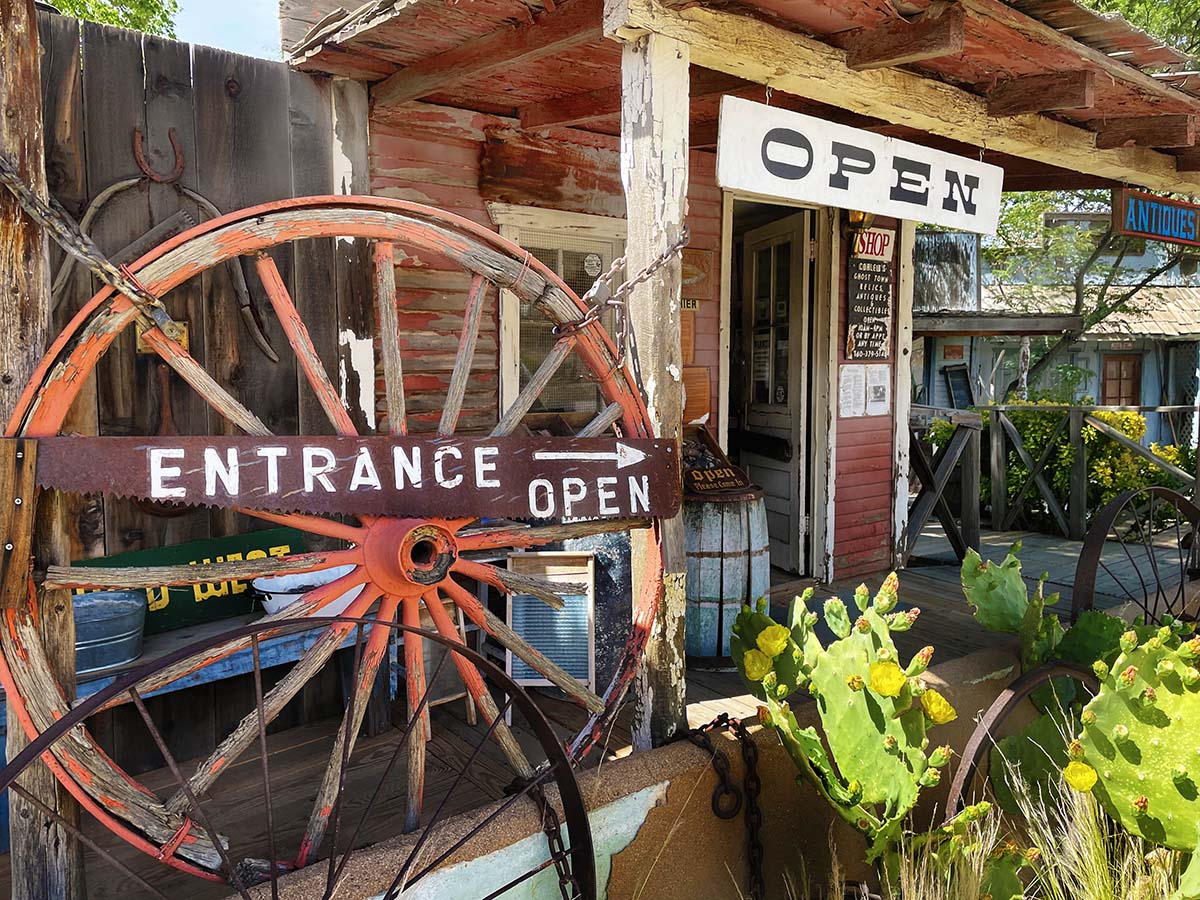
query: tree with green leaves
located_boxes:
[1079,0,1200,57]
[53,0,179,37]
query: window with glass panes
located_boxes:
[750,239,792,406]
[517,232,624,415]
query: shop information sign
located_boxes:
[717,96,1004,234]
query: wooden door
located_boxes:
[740,213,810,574]
[1102,354,1142,406]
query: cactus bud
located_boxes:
[1025,847,1042,865]
[803,611,819,628]
[741,604,752,616]
[756,596,768,613]
[1121,630,1139,653]
[799,586,815,606]
[883,734,898,752]
[847,673,865,692]
[824,598,851,638]
[757,705,771,725]
[888,608,920,632]
[1156,658,1176,679]
[909,677,927,697]
[1133,795,1149,815]
[1184,667,1200,688]
[847,780,863,802]
[929,745,954,767]
[776,682,789,699]
[1174,765,1191,785]
[1093,660,1110,680]
[853,584,869,614]
[855,616,871,634]
[1181,637,1200,661]
[1148,636,1164,651]
[874,573,900,613]
[1118,665,1139,689]
[1140,686,1158,707]
[877,647,894,662]
[1068,740,1085,761]
[920,768,942,787]
[1081,709,1097,727]
[1159,624,1175,641]
[1113,724,1131,743]
[907,646,935,677]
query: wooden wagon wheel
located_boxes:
[1071,486,1200,624]
[0,196,669,885]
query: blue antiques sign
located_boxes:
[1113,188,1200,248]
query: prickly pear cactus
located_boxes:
[733,575,957,864]
[1070,621,1200,854]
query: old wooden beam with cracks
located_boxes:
[0,1,84,896]
[1095,116,1197,150]
[372,0,602,110]
[987,71,1096,117]
[618,30,690,749]
[843,1,966,71]
[601,0,1200,194]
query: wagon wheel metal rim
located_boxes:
[0,616,597,899]
[0,196,663,884]
[1072,486,1200,624]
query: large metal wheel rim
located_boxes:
[1,195,663,883]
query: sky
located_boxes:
[175,0,282,60]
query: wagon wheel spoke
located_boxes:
[457,516,651,553]
[422,588,532,778]
[401,595,427,833]
[254,253,357,436]
[375,241,406,437]
[240,508,366,544]
[452,557,584,610]
[139,323,271,437]
[296,595,400,868]
[578,401,625,437]
[439,273,489,437]
[491,335,577,437]
[94,569,371,713]
[43,547,361,591]
[441,577,604,714]
[163,584,385,815]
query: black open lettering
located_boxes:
[942,170,980,215]
[760,127,814,180]
[829,141,875,190]
[890,156,931,205]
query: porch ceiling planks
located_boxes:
[602,0,1200,194]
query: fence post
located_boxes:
[1069,408,1087,540]
[962,425,981,552]
[989,409,1007,528]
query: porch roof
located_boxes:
[285,0,1200,193]
[979,284,1200,340]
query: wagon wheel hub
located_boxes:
[363,519,459,592]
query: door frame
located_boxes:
[719,193,836,580]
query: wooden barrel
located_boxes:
[683,491,770,665]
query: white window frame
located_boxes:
[487,202,627,411]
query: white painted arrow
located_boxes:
[533,442,648,470]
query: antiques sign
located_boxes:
[1113,188,1200,249]
[34,436,682,520]
[716,96,1004,234]
[846,228,895,360]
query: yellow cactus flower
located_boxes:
[742,649,773,682]
[1063,761,1098,793]
[920,688,958,725]
[869,660,907,697]
[756,624,791,658]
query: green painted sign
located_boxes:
[73,527,307,634]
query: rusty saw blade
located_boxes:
[29,436,681,520]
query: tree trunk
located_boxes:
[0,3,85,896]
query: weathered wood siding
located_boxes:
[833,217,899,579]
[368,100,723,431]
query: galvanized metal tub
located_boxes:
[683,490,770,667]
[74,590,147,674]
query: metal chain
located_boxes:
[527,781,582,900]
[0,153,177,331]
[673,714,765,900]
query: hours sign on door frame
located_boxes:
[716,96,1004,234]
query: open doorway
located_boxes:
[726,200,827,577]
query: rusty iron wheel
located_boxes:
[0,196,663,888]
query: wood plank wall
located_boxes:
[833,217,900,579]
[369,100,723,432]
[35,12,360,769]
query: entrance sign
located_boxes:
[1113,188,1200,248]
[33,436,682,520]
[716,97,1004,234]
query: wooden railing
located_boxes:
[904,405,982,565]
[986,404,1196,540]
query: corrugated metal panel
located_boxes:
[510,592,591,682]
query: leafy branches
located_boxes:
[54,0,179,38]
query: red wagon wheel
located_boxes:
[1,196,666,881]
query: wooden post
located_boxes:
[0,2,84,897]
[1017,336,1031,400]
[1068,408,1087,540]
[961,426,981,552]
[989,409,1007,529]
[619,31,690,749]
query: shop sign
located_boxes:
[1113,188,1200,248]
[717,96,1004,234]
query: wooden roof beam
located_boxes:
[987,71,1096,117]
[1095,116,1196,150]
[842,2,965,71]
[601,0,1200,194]
[373,0,602,110]
[519,68,745,130]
